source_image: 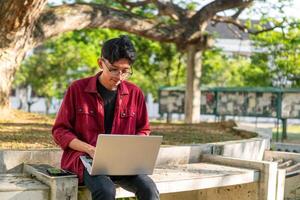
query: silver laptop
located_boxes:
[80,134,162,176]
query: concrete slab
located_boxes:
[264,150,300,200]
[211,138,269,161]
[276,169,285,200]
[284,173,300,199]
[0,174,49,200]
[271,143,300,153]
[234,126,273,140]
[201,154,278,200]
[79,162,259,199]
[265,149,300,160]
[143,183,259,200]
[24,164,78,200]
[155,144,212,166]
[0,149,61,173]
[0,125,274,199]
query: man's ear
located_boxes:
[97,58,103,70]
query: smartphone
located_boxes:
[46,167,74,176]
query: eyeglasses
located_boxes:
[102,58,133,79]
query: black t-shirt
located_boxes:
[96,80,117,134]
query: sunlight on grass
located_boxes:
[0,109,257,149]
[272,124,300,143]
[284,125,300,133]
[0,109,57,149]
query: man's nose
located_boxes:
[115,71,122,79]
[119,70,128,79]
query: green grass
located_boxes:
[272,125,300,143]
[0,109,257,149]
[151,122,256,145]
[0,109,56,149]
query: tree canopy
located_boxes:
[1,0,298,122]
[15,28,185,101]
[14,17,300,103]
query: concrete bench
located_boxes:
[0,126,277,200]
[0,159,262,200]
[21,153,276,200]
[78,162,259,199]
[264,150,300,199]
[0,173,49,200]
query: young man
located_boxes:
[52,35,159,200]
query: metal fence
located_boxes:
[159,87,300,140]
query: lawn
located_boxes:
[272,124,300,143]
[0,109,257,149]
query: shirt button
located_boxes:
[121,112,126,117]
[90,110,94,114]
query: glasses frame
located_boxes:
[101,58,133,80]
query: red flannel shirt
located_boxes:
[52,73,150,183]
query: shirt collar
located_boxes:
[84,72,129,95]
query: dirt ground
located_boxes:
[0,109,257,149]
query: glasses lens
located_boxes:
[110,70,119,76]
[103,59,132,79]
[122,72,132,79]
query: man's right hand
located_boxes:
[69,138,96,159]
[87,146,95,159]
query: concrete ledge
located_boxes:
[271,142,300,153]
[211,138,268,161]
[276,169,286,200]
[0,162,258,200]
[24,164,78,200]
[234,126,273,140]
[210,126,271,161]
[201,154,278,200]
[155,144,212,166]
[0,126,274,200]
[79,162,259,199]
[264,150,300,199]
[0,174,49,200]
[0,149,61,173]
[264,150,300,163]
[0,126,270,174]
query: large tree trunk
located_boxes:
[0,48,28,109]
[0,0,47,109]
[184,45,202,123]
[0,51,17,108]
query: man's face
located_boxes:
[98,58,132,90]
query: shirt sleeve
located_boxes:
[52,84,78,150]
[136,90,151,136]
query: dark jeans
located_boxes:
[83,169,160,200]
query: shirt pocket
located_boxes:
[120,109,136,118]
[75,108,99,133]
[119,108,136,133]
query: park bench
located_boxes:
[0,138,273,200]
[0,154,263,200]
[1,126,299,199]
[263,150,300,199]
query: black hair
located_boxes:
[101,35,136,64]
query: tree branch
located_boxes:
[186,0,253,42]
[212,15,248,32]
[231,7,246,19]
[151,0,186,21]
[211,15,288,35]
[115,0,150,11]
[116,0,187,21]
[32,3,183,46]
[192,0,253,24]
